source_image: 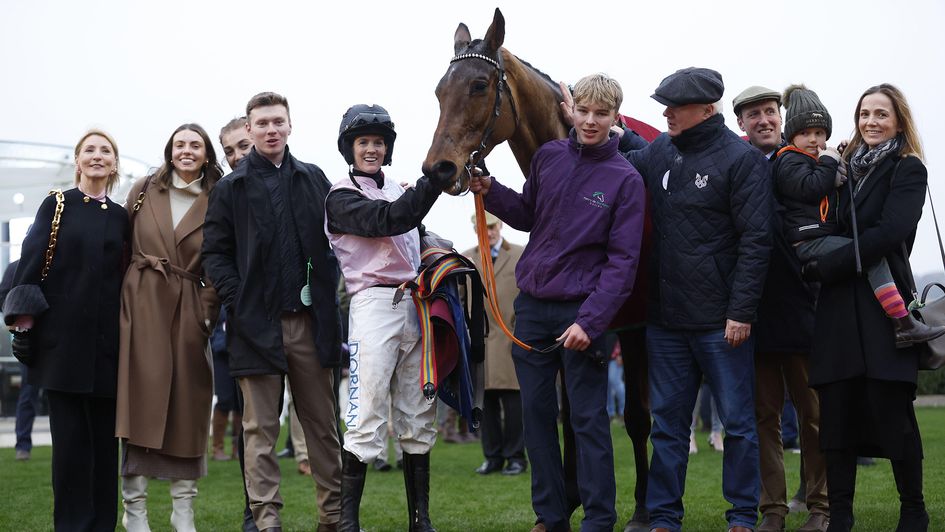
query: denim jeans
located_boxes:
[646,325,760,531]
[512,293,615,532]
[15,364,39,453]
[607,359,625,418]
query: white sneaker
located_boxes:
[689,431,698,454]
[708,431,724,452]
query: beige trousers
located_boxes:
[239,313,342,530]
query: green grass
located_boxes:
[1,409,943,531]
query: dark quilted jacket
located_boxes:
[625,115,774,330]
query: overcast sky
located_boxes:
[2,0,944,275]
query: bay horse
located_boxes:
[422,8,656,531]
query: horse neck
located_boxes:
[501,50,569,175]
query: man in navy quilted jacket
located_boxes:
[624,67,774,532]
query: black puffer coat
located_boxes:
[773,147,841,244]
[626,114,773,330]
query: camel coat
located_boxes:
[464,239,523,390]
[115,176,218,458]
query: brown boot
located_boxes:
[894,315,945,348]
[211,409,230,461]
[230,412,243,459]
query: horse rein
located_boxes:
[447,51,565,354]
[473,193,562,354]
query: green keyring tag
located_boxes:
[300,285,312,306]
[300,258,313,307]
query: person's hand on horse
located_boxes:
[558,81,575,126]
[468,166,492,195]
[557,322,590,351]
[724,319,751,348]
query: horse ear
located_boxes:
[483,8,505,53]
[454,23,471,55]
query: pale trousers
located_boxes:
[342,287,437,462]
[239,312,342,530]
[286,380,308,464]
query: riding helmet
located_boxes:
[337,104,396,165]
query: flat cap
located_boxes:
[732,85,781,116]
[651,67,724,107]
[470,211,500,225]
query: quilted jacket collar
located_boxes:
[671,114,725,153]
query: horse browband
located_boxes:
[449,51,517,173]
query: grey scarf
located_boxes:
[849,135,901,196]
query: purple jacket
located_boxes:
[484,132,645,340]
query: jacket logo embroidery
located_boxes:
[582,191,610,210]
[694,173,709,189]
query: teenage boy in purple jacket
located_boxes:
[470,73,645,532]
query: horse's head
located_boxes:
[422,8,516,195]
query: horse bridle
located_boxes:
[449,49,518,191]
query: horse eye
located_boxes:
[470,80,488,94]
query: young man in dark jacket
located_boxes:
[202,92,343,532]
[624,68,773,532]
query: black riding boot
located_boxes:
[340,450,367,532]
[892,455,929,532]
[403,452,436,532]
[825,450,857,532]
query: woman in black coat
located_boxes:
[3,129,129,531]
[807,84,930,532]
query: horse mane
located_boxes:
[462,39,562,99]
[511,56,560,95]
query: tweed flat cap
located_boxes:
[651,67,724,107]
[732,85,782,116]
[470,211,500,225]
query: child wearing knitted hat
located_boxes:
[774,84,944,347]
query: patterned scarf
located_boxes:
[850,135,901,180]
[849,134,902,196]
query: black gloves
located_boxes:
[11,330,34,367]
[801,260,822,283]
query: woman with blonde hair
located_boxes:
[4,129,129,531]
[115,123,222,532]
[804,84,931,532]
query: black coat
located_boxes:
[810,155,926,386]
[202,147,343,376]
[756,148,816,353]
[2,188,128,396]
[626,115,773,329]
[0,259,16,308]
[773,149,841,243]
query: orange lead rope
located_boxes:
[474,194,545,352]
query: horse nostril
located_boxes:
[431,161,457,182]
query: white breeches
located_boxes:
[342,287,437,462]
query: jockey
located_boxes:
[325,104,451,532]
